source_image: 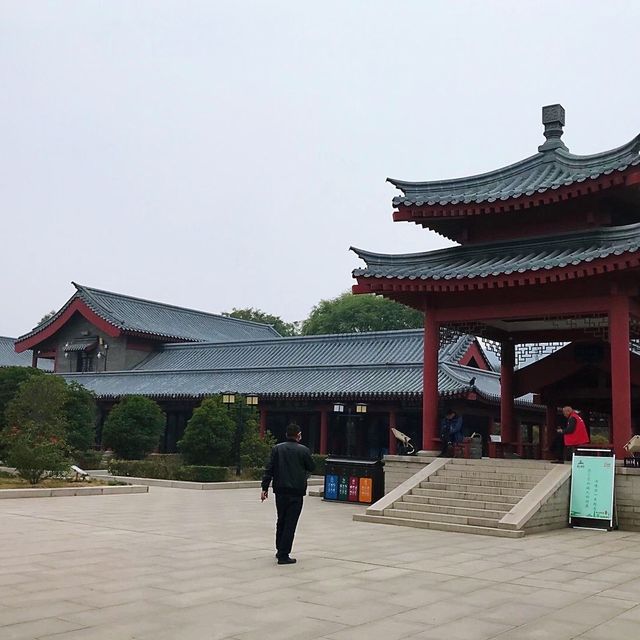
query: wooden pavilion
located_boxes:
[352,105,640,458]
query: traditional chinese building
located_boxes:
[352,105,640,458]
[12,283,544,455]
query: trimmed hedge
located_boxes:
[108,459,228,483]
[175,466,228,482]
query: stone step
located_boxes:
[436,470,547,482]
[422,481,531,497]
[412,487,522,504]
[428,476,537,490]
[353,513,525,538]
[402,494,513,513]
[442,459,555,470]
[384,508,503,529]
[396,499,508,520]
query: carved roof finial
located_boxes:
[538,104,568,152]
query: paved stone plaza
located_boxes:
[2,488,640,639]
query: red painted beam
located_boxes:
[15,299,121,353]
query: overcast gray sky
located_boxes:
[1,1,639,337]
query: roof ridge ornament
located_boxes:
[538,103,568,152]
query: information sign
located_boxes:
[569,449,615,530]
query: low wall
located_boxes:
[382,456,640,533]
[615,466,640,531]
[383,454,436,492]
[522,475,571,533]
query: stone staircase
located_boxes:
[354,458,557,538]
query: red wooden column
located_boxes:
[544,404,557,459]
[609,296,632,457]
[259,407,267,439]
[319,408,328,455]
[500,340,515,447]
[423,311,440,452]
[388,409,398,455]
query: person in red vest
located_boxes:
[560,406,590,458]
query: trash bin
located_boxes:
[323,457,384,504]
[469,433,483,459]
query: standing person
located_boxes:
[261,423,315,565]
[560,406,590,459]
[438,409,463,457]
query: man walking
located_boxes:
[261,424,315,565]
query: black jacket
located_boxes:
[261,440,315,496]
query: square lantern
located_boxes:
[333,402,345,413]
[222,393,236,405]
[355,403,368,414]
[246,394,259,406]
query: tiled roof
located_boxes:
[17,283,281,344]
[62,359,530,404]
[134,330,472,372]
[60,330,536,406]
[352,223,640,282]
[389,134,640,207]
[0,337,53,370]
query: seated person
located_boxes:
[439,409,463,457]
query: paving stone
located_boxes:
[1,486,640,640]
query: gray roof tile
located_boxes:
[352,223,640,282]
[389,134,640,207]
[0,337,53,370]
[59,330,531,406]
[134,330,472,372]
[17,283,281,344]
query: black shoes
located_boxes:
[277,556,297,565]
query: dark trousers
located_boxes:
[550,433,565,461]
[275,493,303,558]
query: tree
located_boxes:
[36,310,57,326]
[178,396,235,466]
[1,375,70,483]
[222,308,298,337]
[102,396,165,460]
[64,382,97,454]
[0,366,45,431]
[240,417,276,470]
[301,292,423,335]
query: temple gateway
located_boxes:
[352,104,640,459]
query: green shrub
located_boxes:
[1,376,70,484]
[64,382,98,453]
[243,467,264,480]
[1,423,69,484]
[311,454,327,475]
[240,418,276,470]
[102,396,165,459]
[72,450,104,469]
[0,366,45,431]
[178,397,234,465]
[108,458,179,479]
[176,466,228,482]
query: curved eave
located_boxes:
[352,251,640,294]
[389,134,640,213]
[15,298,123,353]
[393,164,640,222]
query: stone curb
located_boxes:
[0,485,149,499]
[499,465,571,530]
[97,474,325,490]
